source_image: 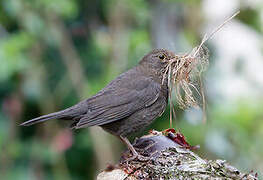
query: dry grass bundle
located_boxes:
[163,11,240,126]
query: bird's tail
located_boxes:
[20,107,77,126]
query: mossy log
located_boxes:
[97,130,257,180]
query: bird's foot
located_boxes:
[119,135,150,163]
[124,152,150,162]
[137,154,150,161]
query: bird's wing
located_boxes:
[75,76,161,128]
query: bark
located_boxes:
[97,130,257,180]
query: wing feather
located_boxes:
[75,77,161,129]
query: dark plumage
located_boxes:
[21,49,175,160]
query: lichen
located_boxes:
[119,134,257,180]
[98,132,257,180]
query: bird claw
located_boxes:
[137,154,150,161]
[119,135,150,163]
[123,153,150,163]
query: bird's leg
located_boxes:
[119,135,149,162]
[119,135,138,157]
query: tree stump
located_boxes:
[97,130,257,180]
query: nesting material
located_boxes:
[163,11,240,126]
[163,45,209,109]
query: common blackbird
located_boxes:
[21,49,176,160]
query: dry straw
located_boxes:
[163,11,240,127]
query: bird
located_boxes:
[21,49,176,161]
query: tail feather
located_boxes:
[20,108,77,126]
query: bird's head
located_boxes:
[139,49,176,73]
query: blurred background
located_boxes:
[0,0,262,179]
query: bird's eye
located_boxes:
[159,54,165,60]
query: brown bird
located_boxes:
[21,49,175,160]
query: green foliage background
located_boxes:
[0,0,262,179]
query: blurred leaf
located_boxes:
[2,0,23,18]
[37,0,78,18]
[0,32,34,81]
[238,8,262,33]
